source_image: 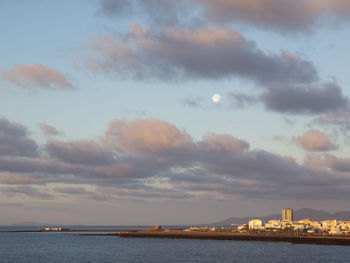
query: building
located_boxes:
[148,226,162,231]
[291,222,305,231]
[248,219,263,230]
[265,220,281,229]
[43,227,62,231]
[321,220,337,231]
[237,224,248,231]
[339,221,350,231]
[282,208,293,221]
[184,226,208,232]
[309,221,322,230]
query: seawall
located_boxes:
[117,230,350,246]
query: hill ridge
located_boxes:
[212,208,350,225]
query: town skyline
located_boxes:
[1,0,350,225]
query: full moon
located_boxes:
[212,93,221,103]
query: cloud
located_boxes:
[106,118,194,155]
[261,82,348,114]
[226,82,349,115]
[201,149,305,181]
[0,156,81,175]
[53,184,192,201]
[53,186,93,195]
[294,130,338,152]
[100,185,194,200]
[0,186,54,200]
[1,64,73,90]
[314,109,350,129]
[98,0,131,16]
[0,202,24,207]
[1,116,350,202]
[0,172,45,184]
[97,0,194,26]
[304,154,350,173]
[171,148,350,200]
[198,0,323,33]
[97,0,350,33]
[311,109,350,141]
[46,139,116,165]
[86,23,317,84]
[53,186,114,201]
[200,133,249,154]
[39,123,61,136]
[0,117,38,157]
[0,117,27,137]
[183,96,203,107]
[283,118,296,126]
[228,92,257,108]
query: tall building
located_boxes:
[282,208,293,221]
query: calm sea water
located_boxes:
[1,226,350,263]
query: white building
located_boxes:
[321,220,337,231]
[338,221,350,231]
[249,219,263,230]
[291,222,305,231]
[43,227,62,231]
[238,224,248,231]
[265,220,281,229]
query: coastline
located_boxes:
[116,230,350,246]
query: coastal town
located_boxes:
[181,208,350,236]
[113,208,350,246]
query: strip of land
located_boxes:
[0,229,134,233]
[116,230,350,246]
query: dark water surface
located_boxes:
[1,227,350,263]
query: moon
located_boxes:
[212,93,221,103]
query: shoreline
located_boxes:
[115,230,350,246]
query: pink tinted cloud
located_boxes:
[198,0,322,32]
[2,116,350,202]
[39,123,61,136]
[106,118,194,154]
[46,139,115,165]
[198,0,350,32]
[1,64,73,90]
[304,154,350,173]
[295,130,337,152]
[314,109,350,131]
[201,133,249,153]
[98,0,350,33]
[87,23,317,84]
[0,172,45,184]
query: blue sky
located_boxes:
[1,0,350,225]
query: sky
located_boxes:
[1,0,350,225]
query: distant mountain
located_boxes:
[213,213,280,225]
[212,208,350,225]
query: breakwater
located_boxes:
[116,230,350,246]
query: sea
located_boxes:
[1,226,350,263]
